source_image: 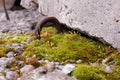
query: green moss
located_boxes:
[104,52,120,66]
[11,34,28,43]
[23,27,117,63]
[0,27,120,80]
[72,65,106,80]
[0,40,12,45]
[113,53,120,66]
[72,64,106,80]
[22,27,120,80]
[0,47,16,57]
[0,33,29,45]
[0,50,6,57]
[72,64,120,80]
[114,66,120,79]
[0,40,7,44]
[103,66,120,80]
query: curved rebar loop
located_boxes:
[34,16,63,39]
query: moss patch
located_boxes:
[73,64,120,80]
[72,64,106,80]
[23,27,117,63]
[0,33,29,57]
[0,47,16,57]
[0,27,120,80]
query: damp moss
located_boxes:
[23,27,117,63]
[72,64,120,80]
[106,52,120,66]
[0,40,12,45]
[0,33,14,45]
[0,34,25,57]
[0,47,15,57]
[72,64,106,80]
[0,33,29,45]
[10,34,29,43]
[0,27,120,80]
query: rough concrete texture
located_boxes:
[21,0,120,49]
[20,0,38,10]
[0,10,42,34]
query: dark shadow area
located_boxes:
[11,0,25,10]
[14,0,21,6]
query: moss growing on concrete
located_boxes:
[23,27,117,63]
[11,34,29,43]
[73,64,120,80]
[0,47,15,57]
[0,27,120,80]
[72,64,106,80]
[0,33,29,57]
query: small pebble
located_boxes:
[90,62,99,66]
[105,65,115,73]
[62,64,75,74]
[6,71,19,80]
[2,28,9,33]
[76,59,82,63]
[44,62,55,72]
[6,51,14,58]
[20,65,35,74]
